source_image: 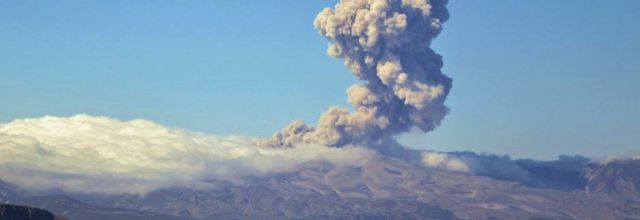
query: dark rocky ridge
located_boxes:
[0,204,67,220]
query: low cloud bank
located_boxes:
[0,114,608,195]
[419,151,590,190]
[0,115,375,195]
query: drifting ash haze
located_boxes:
[1,0,640,219]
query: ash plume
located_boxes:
[261,0,451,147]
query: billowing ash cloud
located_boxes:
[0,115,375,195]
[261,0,451,147]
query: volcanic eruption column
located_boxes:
[261,0,451,147]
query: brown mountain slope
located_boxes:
[587,159,640,202]
[93,156,635,220]
[2,157,639,219]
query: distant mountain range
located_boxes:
[1,156,639,220]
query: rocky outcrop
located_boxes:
[0,204,67,220]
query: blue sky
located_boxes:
[1,1,638,159]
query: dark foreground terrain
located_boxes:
[1,157,639,220]
[0,204,67,220]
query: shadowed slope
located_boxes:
[0,204,67,220]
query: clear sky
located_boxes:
[1,1,638,159]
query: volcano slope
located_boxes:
[4,155,636,220]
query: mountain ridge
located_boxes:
[2,156,639,219]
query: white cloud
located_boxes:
[420,151,470,172]
[0,115,375,195]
